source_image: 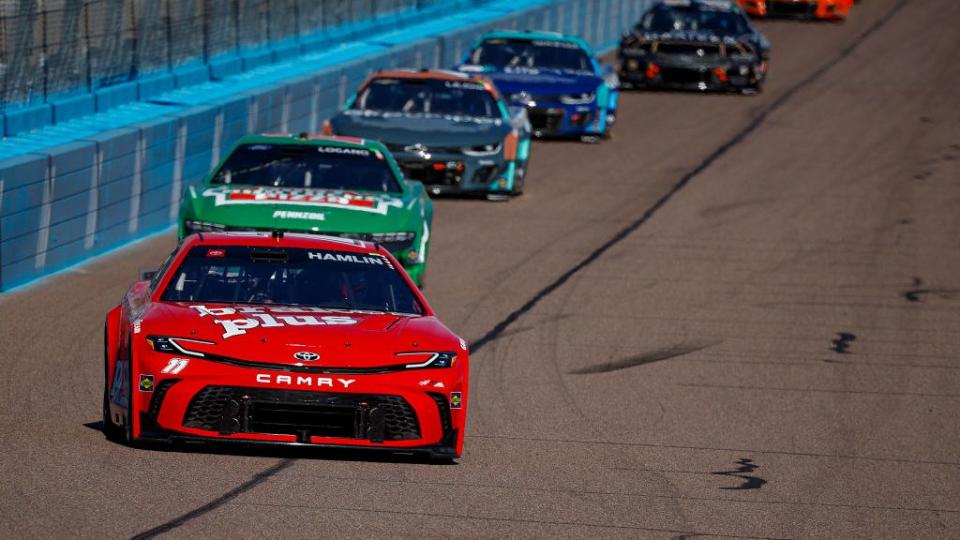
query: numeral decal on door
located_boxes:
[161,358,189,374]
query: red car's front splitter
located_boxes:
[136,428,461,460]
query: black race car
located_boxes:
[618,0,770,94]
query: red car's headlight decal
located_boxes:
[395,351,458,369]
[146,336,213,357]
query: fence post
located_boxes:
[40,3,48,100]
[129,0,139,78]
[84,1,93,90]
[233,0,240,53]
[264,0,271,43]
[293,0,301,44]
[202,0,210,62]
[164,0,173,69]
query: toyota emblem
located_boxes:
[293,351,320,362]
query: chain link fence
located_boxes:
[0,0,437,107]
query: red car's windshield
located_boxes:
[160,245,424,315]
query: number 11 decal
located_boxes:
[161,358,189,374]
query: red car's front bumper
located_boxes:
[126,347,468,458]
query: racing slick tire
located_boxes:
[102,325,126,443]
[512,160,527,196]
[740,83,763,96]
[101,391,125,443]
[102,334,135,446]
[601,123,615,141]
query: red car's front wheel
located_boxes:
[102,330,134,445]
[102,390,126,443]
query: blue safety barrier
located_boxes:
[0,0,655,291]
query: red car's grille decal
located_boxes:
[183,387,421,441]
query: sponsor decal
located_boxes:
[190,305,359,339]
[444,80,487,91]
[450,391,462,409]
[190,305,375,316]
[293,351,320,362]
[307,251,385,266]
[531,39,582,49]
[206,249,226,258]
[202,186,404,215]
[503,66,543,75]
[273,210,325,221]
[138,374,155,392]
[343,109,501,125]
[316,146,371,157]
[255,373,355,388]
[639,31,726,44]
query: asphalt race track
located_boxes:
[1,0,958,537]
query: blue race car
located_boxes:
[457,31,619,143]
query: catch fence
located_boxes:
[0,0,438,107]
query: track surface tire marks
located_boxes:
[1,0,959,537]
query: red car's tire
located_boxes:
[101,391,125,443]
[102,329,135,445]
[102,325,126,442]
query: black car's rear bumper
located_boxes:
[619,54,763,92]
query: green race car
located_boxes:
[178,134,433,285]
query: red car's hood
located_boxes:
[139,302,461,368]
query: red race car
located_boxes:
[103,232,468,460]
[737,0,852,20]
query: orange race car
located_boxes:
[736,0,852,20]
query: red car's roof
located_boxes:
[182,232,376,253]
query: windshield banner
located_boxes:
[202,186,404,215]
